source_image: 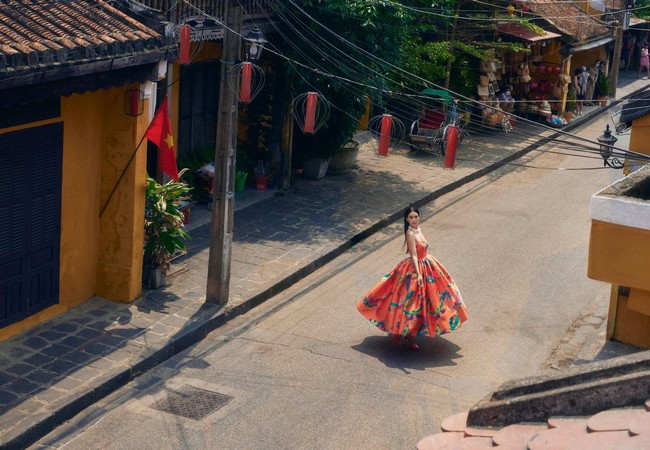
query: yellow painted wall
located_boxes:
[625,114,650,173]
[588,219,650,292]
[96,86,148,302]
[611,294,650,348]
[629,114,650,155]
[0,85,150,340]
[570,46,607,75]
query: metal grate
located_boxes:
[151,385,233,420]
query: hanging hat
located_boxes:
[538,100,552,117]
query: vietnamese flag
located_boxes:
[145,97,179,181]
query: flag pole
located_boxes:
[99,95,167,218]
[99,131,149,218]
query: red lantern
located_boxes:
[240,62,252,103]
[124,89,143,116]
[179,25,191,65]
[378,115,393,157]
[228,62,266,103]
[304,92,317,133]
[444,125,458,170]
[292,92,331,134]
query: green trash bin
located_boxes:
[235,171,248,192]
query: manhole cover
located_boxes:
[151,385,233,420]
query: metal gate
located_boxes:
[0,123,63,328]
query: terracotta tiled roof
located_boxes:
[417,403,650,449]
[0,0,171,77]
[529,0,613,45]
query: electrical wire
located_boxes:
[181,0,649,165]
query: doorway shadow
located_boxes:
[352,335,463,374]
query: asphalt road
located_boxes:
[37,114,625,450]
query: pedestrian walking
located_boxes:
[356,206,468,350]
[639,44,650,79]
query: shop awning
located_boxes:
[630,17,649,28]
[570,36,615,53]
[497,22,561,42]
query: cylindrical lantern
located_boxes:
[378,114,393,157]
[179,25,191,65]
[304,92,317,133]
[240,62,252,103]
[444,125,458,169]
[124,89,143,116]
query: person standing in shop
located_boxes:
[573,67,588,115]
[586,62,599,106]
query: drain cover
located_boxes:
[151,385,233,420]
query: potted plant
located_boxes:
[327,138,361,175]
[595,75,610,105]
[143,173,192,289]
[253,160,269,190]
[564,84,576,121]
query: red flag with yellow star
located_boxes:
[145,96,179,181]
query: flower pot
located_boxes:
[254,175,269,190]
[143,265,166,289]
[303,157,330,180]
[564,111,573,122]
[235,171,248,192]
[327,141,360,175]
[597,96,609,106]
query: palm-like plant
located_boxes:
[144,172,191,270]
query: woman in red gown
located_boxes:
[357,206,468,350]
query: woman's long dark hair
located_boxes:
[403,205,420,248]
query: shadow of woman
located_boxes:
[351,335,464,375]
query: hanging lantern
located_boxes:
[179,25,191,65]
[506,4,515,15]
[240,62,253,103]
[367,114,405,158]
[227,62,266,103]
[443,125,459,169]
[124,89,143,116]
[292,92,331,134]
[304,92,317,133]
[378,115,392,157]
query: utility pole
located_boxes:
[609,11,625,97]
[206,0,243,304]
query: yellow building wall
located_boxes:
[589,217,650,348]
[625,114,650,174]
[0,85,149,340]
[570,47,607,75]
[96,86,148,302]
[588,219,650,292]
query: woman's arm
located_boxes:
[406,232,423,286]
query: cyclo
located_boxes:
[408,88,469,156]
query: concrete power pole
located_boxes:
[609,11,624,97]
[206,1,243,304]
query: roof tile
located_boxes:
[628,413,650,435]
[587,407,647,432]
[416,431,465,449]
[441,411,469,432]
[491,423,548,449]
[0,0,170,78]
[565,430,634,449]
[528,420,590,450]
[529,0,611,44]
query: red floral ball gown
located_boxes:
[357,240,468,337]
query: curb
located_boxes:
[5,86,646,449]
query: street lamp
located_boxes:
[244,27,267,62]
[597,124,624,169]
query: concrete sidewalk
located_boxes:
[0,73,648,448]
